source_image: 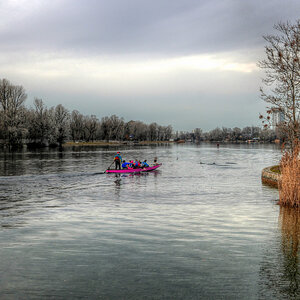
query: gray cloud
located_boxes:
[1,0,299,56]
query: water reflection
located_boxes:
[113,176,122,198]
[279,206,300,296]
[280,207,300,258]
[260,207,300,298]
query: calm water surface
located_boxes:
[0,143,299,299]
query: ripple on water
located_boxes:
[0,144,291,299]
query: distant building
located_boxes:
[271,107,285,129]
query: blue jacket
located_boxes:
[142,161,149,167]
[122,162,130,168]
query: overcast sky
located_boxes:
[1,0,299,130]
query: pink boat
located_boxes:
[105,163,162,173]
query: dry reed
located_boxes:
[278,142,300,207]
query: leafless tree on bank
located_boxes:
[27,98,53,146]
[52,104,70,147]
[70,110,85,142]
[0,78,27,146]
[258,20,300,151]
[84,115,99,142]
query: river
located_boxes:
[0,143,299,299]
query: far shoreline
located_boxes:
[63,140,175,147]
[62,140,281,147]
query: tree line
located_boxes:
[0,78,172,148]
[176,126,283,143]
[0,77,287,149]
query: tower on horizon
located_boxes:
[271,107,285,129]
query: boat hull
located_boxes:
[105,164,162,173]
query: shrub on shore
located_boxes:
[279,142,300,207]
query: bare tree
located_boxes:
[70,110,85,142]
[100,116,112,141]
[84,115,99,142]
[194,128,202,142]
[149,122,158,141]
[209,127,223,141]
[231,127,242,141]
[109,115,124,140]
[27,98,53,146]
[258,20,300,151]
[100,115,123,141]
[135,122,149,141]
[52,104,70,147]
[259,128,276,142]
[0,78,27,146]
[157,125,164,141]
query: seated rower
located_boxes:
[127,161,134,168]
[134,160,141,168]
[141,160,149,168]
[122,160,130,169]
[127,160,134,169]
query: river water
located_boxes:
[0,143,299,299]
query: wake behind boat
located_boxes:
[106,164,162,174]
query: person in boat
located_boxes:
[133,160,141,168]
[153,157,158,165]
[122,160,129,169]
[141,160,149,168]
[114,152,122,169]
[127,160,134,169]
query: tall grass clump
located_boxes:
[279,142,300,207]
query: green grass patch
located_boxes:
[270,165,281,174]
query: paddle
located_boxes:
[103,161,114,173]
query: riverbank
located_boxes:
[63,141,174,147]
[261,165,281,188]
